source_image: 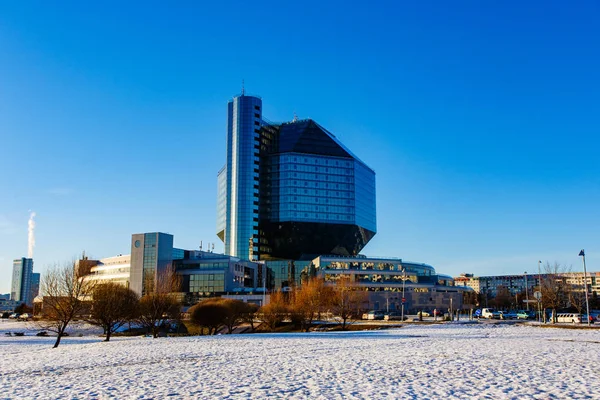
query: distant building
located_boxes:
[0,298,19,312]
[454,272,600,299]
[81,232,262,304]
[130,232,175,296]
[30,273,40,303]
[314,256,471,313]
[78,255,131,288]
[11,257,34,305]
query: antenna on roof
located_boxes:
[241,79,245,95]
[200,240,203,251]
[293,111,298,122]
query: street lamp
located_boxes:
[401,267,407,322]
[579,249,591,327]
[524,271,529,311]
[537,260,543,323]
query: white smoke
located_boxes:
[28,211,36,258]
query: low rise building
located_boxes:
[454,271,600,299]
[313,255,472,313]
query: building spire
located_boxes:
[241,79,245,95]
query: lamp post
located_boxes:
[538,260,543,323]
[524,271,529,311]
[579,250,591,327]
[401,267,407,322]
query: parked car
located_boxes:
[556,313,582,324]
[581,314,595,324]
[384,312,408,321]
[8,313,20,319]
[516,310,535,320]
[432,309,444,317]
[417,311,430,317]
[18,313,31,321]
[362,311,384,320]
[481,308,501,319]
[500,311,517,320]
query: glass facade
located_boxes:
[264,260,311,289]
[130,232,174,296]
[189,273,225,293]
[354,161,377,233]
[267,153,356,224]
[217,94,376,261]
[313,256,460,290]
[220,94,262,260]
[11,258,33,304]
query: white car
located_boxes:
[481,308,501,319]
[18,313,31,321]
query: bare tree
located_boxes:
[137,267,181,338]
[87,283,139,341]
[493,285,511,309]
[567,285,587,315]
[540,262,571,323]
[38,261,96,348]
[259,291,289,331]
[330,275,367,330]
[291,278,334,332]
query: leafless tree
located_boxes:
[259,291,289,331]
[87,283,139,341]
[567,285,587,315]
[493,285,511,309]
[291,278,334,332]
[137,267,181,338]
[540,262,571,322]
[330,275,367,330]
[37,261,96,348]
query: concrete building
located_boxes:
[80,254,131,287]
[30,273,40,303]
[313,256,471,313]
[11,257,34,305]
[80,233,262,304]
[130,232,175,296]
[454,271,600,300]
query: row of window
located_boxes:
[275,182,354,191]
[277,155,353,168]
[266,188,353,198]
[276,204,354,214]
[274,195,353,206]
[275,164,354,175]
[277,212,354,222]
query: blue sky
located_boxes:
[1,1,599,293]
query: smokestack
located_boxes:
[28,211,36,258]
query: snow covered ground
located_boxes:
[1,321,599,399]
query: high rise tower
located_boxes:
[217,93,262,260]
[11,257,33,305]
[217,93,376,261]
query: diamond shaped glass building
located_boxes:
[217,93,376,261]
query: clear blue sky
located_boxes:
[1,1,599,293]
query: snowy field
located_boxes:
[1,321,599,399]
